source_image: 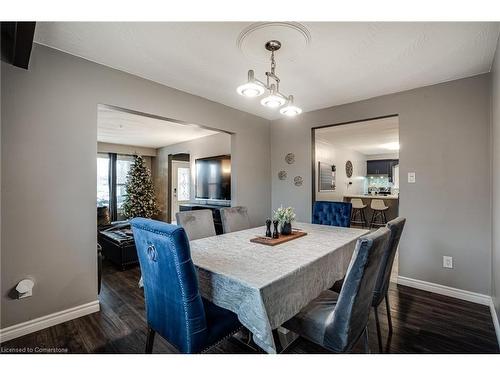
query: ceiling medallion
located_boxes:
[236,22,311,63]
[236,40,302,116]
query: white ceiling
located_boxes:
[316,116,399,155]
[97,106,218,148]
[35,22,500,120]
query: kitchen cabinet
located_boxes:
[367,160,387,175]
[367,159,399,181]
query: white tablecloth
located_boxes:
[190,222,368,353]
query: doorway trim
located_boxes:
[97,103,234,223]
[167,153,190,223]
[310,114,399,212]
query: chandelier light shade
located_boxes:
[280,95,303,116]
[236,40,302,116]
[260,84,286,108]
[261,94,286,108]
[236,70,266,97]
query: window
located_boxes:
[97,153,110,207]
[116,155,134,219]
[96,153,140,221]
[177,167,190,201]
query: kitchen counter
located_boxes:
[343,194,399,200]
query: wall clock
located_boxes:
[345,160,353,178]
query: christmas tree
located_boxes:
[122,155,159,219]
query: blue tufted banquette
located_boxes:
[312,201,352,227]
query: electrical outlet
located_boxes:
[443,256,453,269]
[408,172,416,183]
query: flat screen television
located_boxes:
[195,155,231,201]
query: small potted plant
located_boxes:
[273,206,296,235]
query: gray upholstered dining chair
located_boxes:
[332,217,406,352]
[283,227,391,353]
[219,206,251,233]
[175,210,216,241]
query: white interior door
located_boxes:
[171,161,191,223]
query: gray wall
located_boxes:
[1,44,271,329]
[153,132,232,221]
[314,139,367,200]
[271,74,492,295]
[492,37,500,323]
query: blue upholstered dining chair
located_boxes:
[332,217,406,352]
[130,218,242,353]
[312,201,352,227]
[283,227,391,353]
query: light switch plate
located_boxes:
[443,256,453,269]
[408,172,416,183]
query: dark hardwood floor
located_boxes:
[2,261,498,354]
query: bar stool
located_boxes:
[370,199,389,228]
[350,198,368,228]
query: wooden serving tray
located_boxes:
[250,230,307,246]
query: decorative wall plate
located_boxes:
[278,170,287,180]
[345,160,353,178]
[294,176,303,186]
[285,153,295,164]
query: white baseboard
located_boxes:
[0,300,100,343]
[396,276,492,306]
[490,300,500,348]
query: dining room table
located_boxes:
[189,222,369,353]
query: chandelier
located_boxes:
[236,40,302,117]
